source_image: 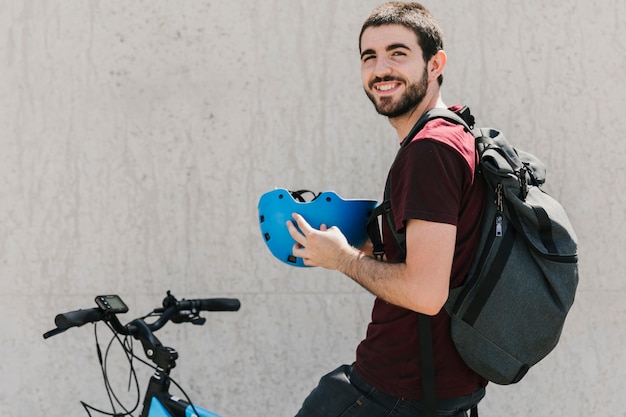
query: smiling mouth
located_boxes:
[372,79,402,94]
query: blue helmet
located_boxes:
[258,189,377,267]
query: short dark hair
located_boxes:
[359,2,445,85]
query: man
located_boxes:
[287,3,487,416]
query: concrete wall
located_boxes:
[1,0,623,415]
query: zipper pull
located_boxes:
[495,214,503,237]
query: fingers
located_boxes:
[286,221,304,247]
[284,215,347,269]
[286,213,310,245]
[292,213,314,234]
[286,214,318,265]
[286,217,311,266]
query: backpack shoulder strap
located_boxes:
[401,106,473,150]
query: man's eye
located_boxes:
[362,55,375,62]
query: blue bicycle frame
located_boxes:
[147,396,221,417]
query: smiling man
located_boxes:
[289,3,487,417]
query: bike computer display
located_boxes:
[95,295,129,314]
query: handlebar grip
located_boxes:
[181,298,241,312]
[54,307,104,330]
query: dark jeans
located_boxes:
[295,364,485,417]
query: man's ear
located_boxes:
[428,50,447,82]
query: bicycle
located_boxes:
[43,291,241,417]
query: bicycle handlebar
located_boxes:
[43,292,241,416]
[43,293,241,340]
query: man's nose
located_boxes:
[374,56,393,76]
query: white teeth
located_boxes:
[377,84,396,91]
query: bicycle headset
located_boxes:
[257,188,377,267]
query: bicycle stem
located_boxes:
[107,315,179,371]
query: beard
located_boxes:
[365,67,429,118]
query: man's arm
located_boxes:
[287,213,455,315]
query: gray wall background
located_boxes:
[1,0,624,416]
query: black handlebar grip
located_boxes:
[54,307,104,330]
[181,298,241,312]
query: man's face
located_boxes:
[360,24,429,118]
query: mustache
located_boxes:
[369,75,404,89]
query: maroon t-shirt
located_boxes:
[354,107,488,400]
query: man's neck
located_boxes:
[390,95,447,142]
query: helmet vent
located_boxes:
[287,255,297,263]
[264,233,271,242]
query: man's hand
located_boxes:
[286,213,454,316]
[286,213,356,269]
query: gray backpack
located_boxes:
[368,107,579,415]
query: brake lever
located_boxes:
[190,316,206,325]
[171,310,206,325]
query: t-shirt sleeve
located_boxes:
[390,139,470,230]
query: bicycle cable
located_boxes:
[78,312,203,417]
[80,322,141,417]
